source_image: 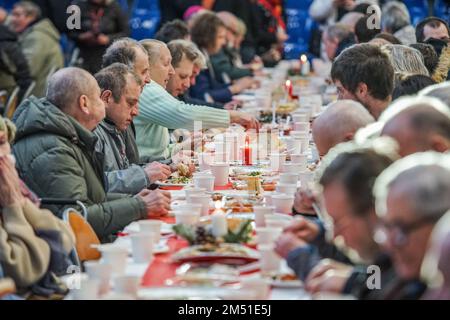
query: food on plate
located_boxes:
[165,163,193,184]
[272,273,298,281]
[261,181,276,191]
[172,243,259,262]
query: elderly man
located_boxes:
[331,44,394,119]
[12,67,171,243]
[94,63,171,194]
[101,38,151,165]
[374,152,450,296]
[381,1,416,45]
[292,100,375,216]
[9,1,63,97]
[419,81,450,108]
[380,96,450,157]
[135,39,259,161]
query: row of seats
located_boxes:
[284,0,450,59]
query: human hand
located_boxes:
[305,259,353,294]
[283,216,321,243]
[274,232,308,258]
[97,34,110,46]
[0,155,24,207]
[137,189,171,218]
[293,187,317,215]
[144,162,171,183]
[229,111,260,130]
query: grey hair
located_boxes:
[46,67,95,111]
[325,23,353,42]
[381,1,411,33]
[388,165,450,220]
[313,100,375,147]
[339,12,365,30]
[167,39,205,68]
[102,37,147,69]
[381,44,430,79]
[14,1,41,19]
[419,81,450,109]
[139,39,167,67]
[94,63,142,103]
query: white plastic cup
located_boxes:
[113,275,141,298]
[275,183,298,196]
[209,163,230,186]
[83,261,112,296]
[193,175,215,192]
[290,131,309,140]
[282,163,303,174]
[138,220,162,244]
[130,232,154,264]
[197,152,213,171]
[270,154,287,172]
[99,246,128,276]
[284,137,302,155]
[298,171,315,188]
[290,154,308,168]
[293,121,309,132]
[265,214,293,229]
[264,192,281,206]
[188,194,211,216]
[172,203,202,215]
[292,113,309,123]
[271,194,295,214]
[174,211,201,226]
[72,278,100,300]
[258,244,282,275]
[253,206,275,227]
[184,188,206,202]
[279,173,299,184]
[240,277,270,300]
[255,227,282,245]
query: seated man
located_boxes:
[0,115,75,298]
[373,152,450,299]
[293,100,375,216]
[331,43,394,119]
[135,39,259,161]
[13,67,171,243]
[380,96,450,157]
[9,1,63,97]
[94,63,171,194]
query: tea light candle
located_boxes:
[300,55,310,76]
[212,213,228,237]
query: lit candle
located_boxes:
[285,80,293,98]
[300,55,310,76]
[243,135,252,166]
[212,201,228,237]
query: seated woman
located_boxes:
[0,116,75,299]
[189,11,256,103]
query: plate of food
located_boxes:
[172,243,260,264]
[270,273,303,288]
[159,163,193,187]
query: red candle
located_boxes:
[244,136,252,165]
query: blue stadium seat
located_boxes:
[0,0,17,11]
[129,0,160,40]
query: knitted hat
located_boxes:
[0,115,16,143]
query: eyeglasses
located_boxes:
[376,215,438,247]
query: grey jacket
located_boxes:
[94,120,149,194]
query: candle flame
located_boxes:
[285,80,291,87]
[214,200,222,210]
[301,54,307,63]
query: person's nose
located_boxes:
[169,65,175,77]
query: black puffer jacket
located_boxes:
[0,24,32,101]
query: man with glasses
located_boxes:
[374,153,450,289]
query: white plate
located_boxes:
[270,278,303,288]
[113,237,170,255]
[138,286,250,300]
[123,221,174,235]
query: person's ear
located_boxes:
[79,94,91,115]
[356,82,368,97]
[430,134,450,153]
[343,131,354,142]
[100,90,112,104]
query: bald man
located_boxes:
[293,100,375,216]
[12,67,171,243]
[312,100,376,157]
[381,104,450,157]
